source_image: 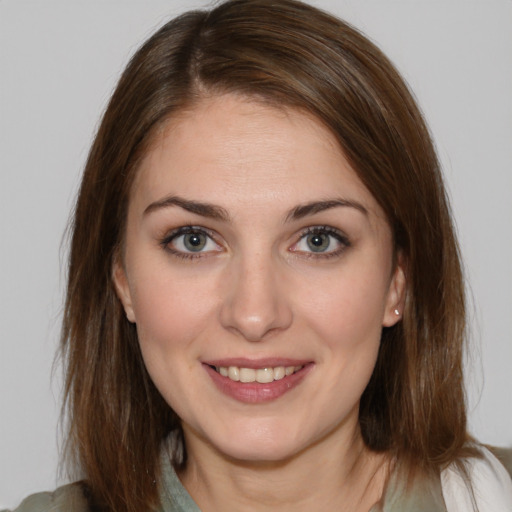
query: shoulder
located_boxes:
[1,482,90,512]
[441,446,512,512]
[489,446,512,480]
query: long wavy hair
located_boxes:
[61,1,474,510]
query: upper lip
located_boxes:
[203,358,312,369]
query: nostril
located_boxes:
[218,260,293,341]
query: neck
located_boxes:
[178,424,390,512]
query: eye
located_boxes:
[304,232,331,252]
[290,226,350,257]
[161,226,222,258]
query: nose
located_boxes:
[219,252,293,342]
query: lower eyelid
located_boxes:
[160,226,350,259]
[160,227,223,257]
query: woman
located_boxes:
[4,0,511,511]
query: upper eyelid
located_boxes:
[160,226,223,259]
[160,224,349,241]
[161,225,218,242]
[290,225,351,255]
[159,224,350,253]
[296,225,350,241]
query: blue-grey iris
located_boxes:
[307,233,330,252]
[184,233,207,251]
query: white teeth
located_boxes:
[239,368,256,382]
[228,366,240,381]
[256,368,274,383]
[274,366,285,380]
[215,365,303,383]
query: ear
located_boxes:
[112,257,136,323]
[382,253,407,327]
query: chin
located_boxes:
[206,422,313,464]
[221,440,301,464]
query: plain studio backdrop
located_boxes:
[1,0,511,507]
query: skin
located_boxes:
[114,94,405,511]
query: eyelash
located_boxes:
[159,225,351,260]
[160,226,221,260]
[291,225,351,259]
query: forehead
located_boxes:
[131,94,383,220]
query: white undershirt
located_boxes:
[441,447,512,512]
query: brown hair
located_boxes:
[62,0,474,510]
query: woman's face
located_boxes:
[114,94,404,464]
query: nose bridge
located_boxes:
[220,247,292,341]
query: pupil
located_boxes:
[184,233,206,251]
[307,233,329,252]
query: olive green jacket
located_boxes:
[4,448,512,512]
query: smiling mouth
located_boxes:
[210,365,304,383]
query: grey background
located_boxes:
[1,0,511,507]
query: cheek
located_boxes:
[128,270,220,410]
[297,262,391,347]
[129,264,219,361]
[300,267,388,408]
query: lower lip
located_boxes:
[204,364,313,404]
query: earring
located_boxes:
[394,309,400,316]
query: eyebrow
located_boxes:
[285,199,368,221]
[143,195,367,222]
[143,195,230,221]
